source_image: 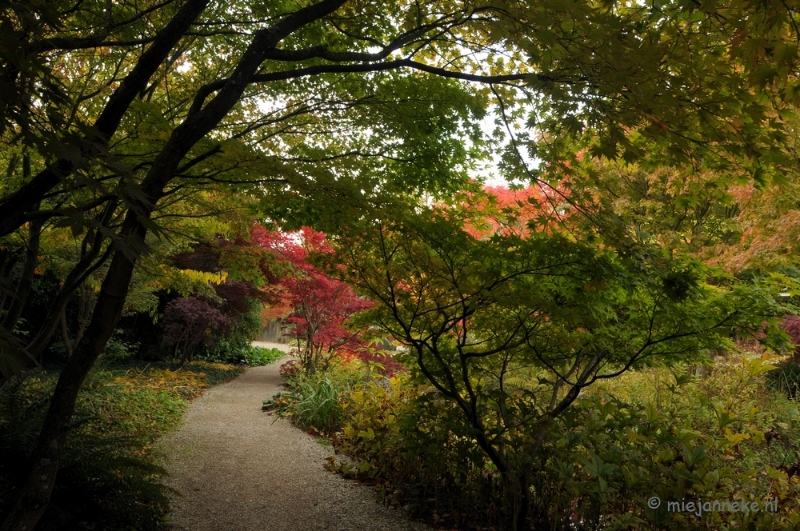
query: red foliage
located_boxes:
[161,295,231,362]
[253,226,372,359]
[781,315,800,360]
[452,184,571,240]
[261,301,292,321]
[251,225,390,370]
[339,344,405,376]
[279,359,302,378]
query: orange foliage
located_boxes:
[708,183,800,274]
[261,301,292,321]
[452,183,571,240]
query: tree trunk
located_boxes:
[25,202,115,360]
[24,240,111,359]
[0,250,21,315]
[74,285,93,346]
[514,468,531,531]
[512,426,549,531]
[0,209,147,531]
[60,309,73,358]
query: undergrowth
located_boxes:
[0,360,242,530]
[272,354,800,530]
[196,336,285,366]
[263,357,374,435]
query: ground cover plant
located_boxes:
[197,343,285,367]
[264,356,371,435]
[0,360,242,530]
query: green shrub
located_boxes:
[102,335,141,363]
[559,361,800,530]
[244,346,285,366]
[328,357,800,530]
[264,359,364,433]
[291,378,342,432]
[332,374,499,526]
[49,332,141,364]
[197,337,283,366]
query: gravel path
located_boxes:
[157,343,429,531]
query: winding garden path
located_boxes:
[158,342,429,531]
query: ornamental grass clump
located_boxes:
[265,360,364,434]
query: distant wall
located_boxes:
[258,319,287,343]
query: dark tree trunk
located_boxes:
[0,250,22,312]
[59,310,73,358]
[26,276,94,360]
[24,202,115,360]
[512,427,549,531]
[0,208,147,531]
[74,286,93,346]
[514,469,531,531]
[1,3,348,528]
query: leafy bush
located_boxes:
[525,359,800,530]
[326,357,800,530]
[161,295,230,363]
[160,274,267,365]
[198,340,283,366]
[101,334,141,363]
[264,359,364,433]
[291,378,342,432]
[245,346,285,366]
[331,374,498,525]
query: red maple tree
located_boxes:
[252,225,377,372]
